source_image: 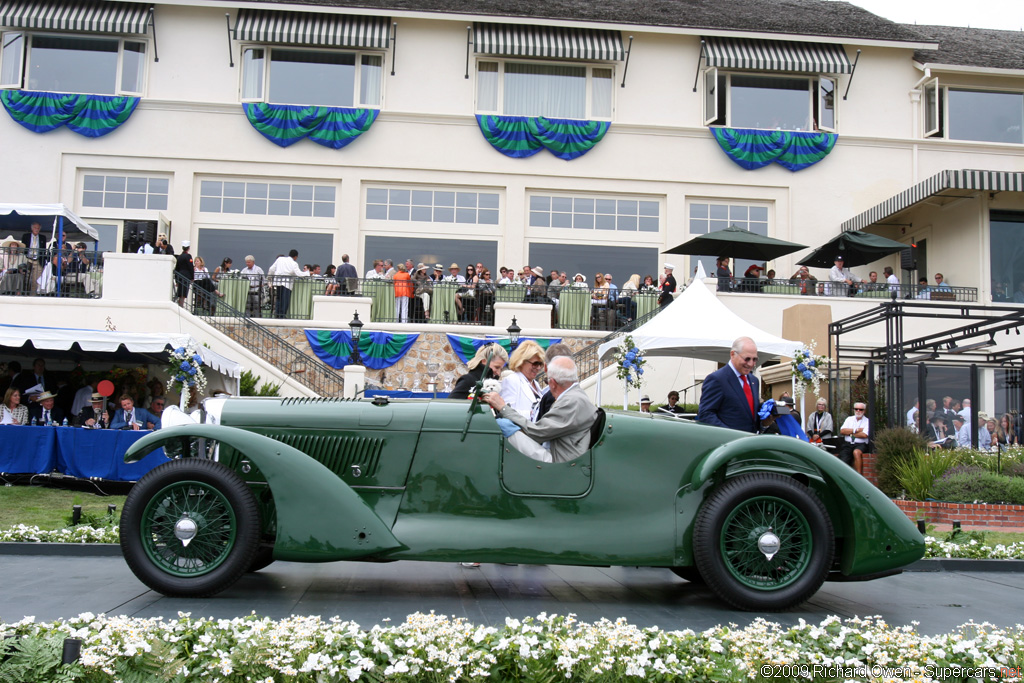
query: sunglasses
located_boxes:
[854,407,866,411]
[528,360,546,369]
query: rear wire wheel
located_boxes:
[694,473,833,611]
[121,458,260,597]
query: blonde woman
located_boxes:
[193,256,223,314]
[620,273,641,321]
[1,387,29,425]
[449,343,508,400]
[500,340,546,418]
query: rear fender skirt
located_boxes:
[124,425,405,562]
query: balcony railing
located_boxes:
[718,278,978,302]
[208,274,665,331]
[0,246,104,298]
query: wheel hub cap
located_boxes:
[174,516,198,547]
[757,531,781,561]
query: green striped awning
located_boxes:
[0,0,150,34]
[234,9,390,49]
[474,22,624,61]
[842,169,1024,232]
[703,36,852,74]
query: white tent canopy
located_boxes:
[597,280,802,363]
[0,203,100,241]
[595,281,802,403]
[0,324,242,381]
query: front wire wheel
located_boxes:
[694,473,833,611]
[121,458,260,597]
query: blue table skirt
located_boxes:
[0,425,169,481]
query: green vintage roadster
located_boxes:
[120,396,924,611]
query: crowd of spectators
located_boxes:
[905,395,1020,450]
[0,220,100,296]
[0,357,168,430]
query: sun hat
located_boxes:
[640,395,651,403]
[434,263,444,270]
[531,266,543,277]
[34,391,58,402]
[90,392,105,402]
[449,262,460,270]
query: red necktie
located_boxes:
[741,375,755,417]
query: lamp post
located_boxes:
[507,316,521,351]
[349,312,364,366]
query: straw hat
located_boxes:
[34,391,58,402]
[1,235,24,249]
[449,262,460,270]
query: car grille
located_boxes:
[267,433,384,479]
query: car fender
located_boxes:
[687,435,924,576]
[124,425,406,562]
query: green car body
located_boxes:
[121,397,924,610]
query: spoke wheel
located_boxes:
[121,458,260,597]
[694,473,833,611]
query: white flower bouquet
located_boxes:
[790,341,827,396]
[613,335,646,389]
[166,343,207,395]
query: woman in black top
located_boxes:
[449,343,508,399]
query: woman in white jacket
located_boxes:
[499,340,547,419]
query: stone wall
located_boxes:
[262,326,593,392]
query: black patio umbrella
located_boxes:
[663,226,807,261]
[797,230,910,269]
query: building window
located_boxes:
[365,188,500,225]
[240,46,382,107]
[688,200,771,275]
[0,32,146,95]
[477,60,613,120]
[364,235,499,274]
[82,174,168,210]
[528,242,658,283]
[199,180,336,218]
[925,80,1023,144]
[990,211,1024,303]
[704,71,836,132]
[529,194,659,233]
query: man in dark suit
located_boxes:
[28,391,65,425]
[697,336,761,433]
[110,394,161,430]
[15,357,54,398]
[21,221,47,291]
[335,253,359,295]
[76,392,111,428]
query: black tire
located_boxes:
[120,458,260,597]
[247,546,276,573]
[693,473,833,611]
[669,566,705,584]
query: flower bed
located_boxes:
[2,612,1023,682]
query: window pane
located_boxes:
[551,197,572,212]
[389,189,410,204]
[292,185,313,200]
[83,191,103,207]
[201,180,222,196]
[199,197,221,212]
[690,219,708,235]
[365,204,387,220]
[389,205,410,221]
[150,178,169,194]
[366,188,388,204]
[105,176,126,192]
[638,201,659,217]
[223,197,244,213]
[411,190,433,206]
[269,199,290,215]
[530,196,550,211]
[245,198,267,214]
[948,89,1024,144]
[120,41,145,93]
[411,206,433,221]
[28,35,117,95]
[456,192,477,208]
[242,48,264,100]
[595,214,616,230]
[731,74,811,131]
[709,204,728,219]
[125,193,146,209]
[574,198,594,213]
[435,191,455,206]
[103,193,124,208]
[360,54,382,106]
[478,193,500,209]
[729,205,748,221]
[530,211,550,227]
[595,199,616,214]
[269,49,355,107]
[83,175,104,191]
[638,216,659,232]
[591,67,612,119]
[246,183,268,198]
[223,182,245,197]
[503,62,586,119]
[147,195,167,210]
[1,32,24,87]
[617,200,638,215]
[433,206,454,222]
[478,209,499,225]
[750,206,768,221]
[314,185,335,201]
[818,77,835,130]
[313,202,334,218]
[292,201,312,216]
[551,212,572,228]
[477,61,498,111]
[455,208,476,223]
[690,203,708,219]
[617,215,637,231]
[573,213,594,229]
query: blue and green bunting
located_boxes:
[711,128,837,172]
[305,330,418,370]
[447,334,562,365]
[0,90,139,138]
[476,115,610,160]
[243,103,378,149]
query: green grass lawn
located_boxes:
[0,486,125,530]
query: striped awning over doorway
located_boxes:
[703,36,852,74]
[0,0,150,34]
[234,8,391,49]
[842,169,1024,232]
[474,22,624,61]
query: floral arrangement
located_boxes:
[613,335,646,389]
[790,341,827,396]
[166,343,207,395]
[3,611,1024,682]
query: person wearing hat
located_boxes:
[977,412,992,449]
[923,413,953,449]
[411,262,432,320]
[174,240,194,307]
[28,390,65,426]
[828,255,861,297]
[20,221,46,292]
[742,263,765,292]
[77,392,111,429]
[659,263,676,307]
[952,413,972,448]
[639,395,652,413]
